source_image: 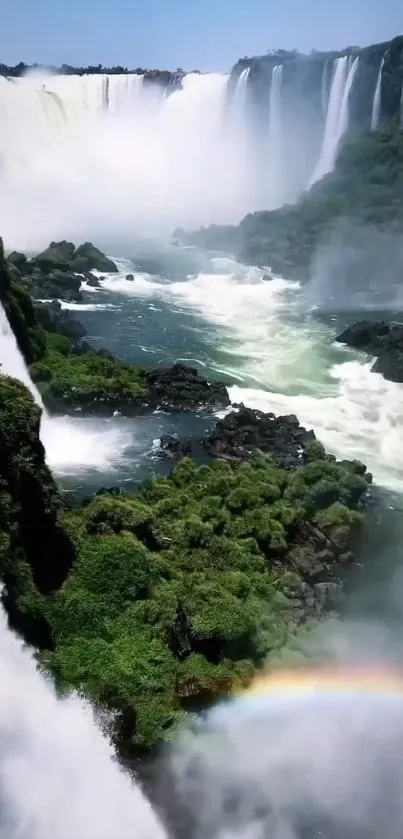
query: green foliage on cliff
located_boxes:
[183,129,403,278]
[39,451,366,751]
[0,375,75,645]
[238,130,403,272]
[30,333,147,410]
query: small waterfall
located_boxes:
[337,56,360,144]
[371,56,385,130]
[0,303,44,408]
[267,65,284,206]
[321,59,329,116]
[310,54,359,185]
[231,66,250,118]
[268,65,283,140]
[0,596,167,839]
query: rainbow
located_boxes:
[238,665,403,702]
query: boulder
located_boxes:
[74,242,118,273]
[33,240,76,273]
[202,404,315,467]
[146,363,230,412]
[21,269,82,302]
[86,273,101,288]
[8,251,28,271]
[336,320,403,383]
[33,301,86,340]
[28,240,118,280]
[160,435,192,457]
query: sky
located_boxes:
[2,0,403,72]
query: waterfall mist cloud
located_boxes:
[167,620,403,839]
[305,222,403,313]
[164,505,403,839]
[0,72,257,252]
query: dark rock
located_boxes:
[86,272,101,287]
[202,404,315,466]
[8,251,28,271]
[126,273,135,281]
[6,262,22,284]
[0,377,75,643]
[160,435,192,457]
[21,268,82,302]
[336,320,403,383]
[146,363,230,413]
[33,301,86,340]
[25,240,117,292]
[74,242,118,273]
[33,240,76,273]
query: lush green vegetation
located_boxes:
[183,129,403,278]
[32,448,368,752]
[29,332,147,410]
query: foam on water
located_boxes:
[41,415,134,475]
[98,259,403,491]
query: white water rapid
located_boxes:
[0,301,133,475]
[99,259,403,493]
[310,55,359,185]
[371,56,385,130]
[0,598,166,839]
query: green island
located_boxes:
[0,368,369,753]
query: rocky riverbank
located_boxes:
[336,320,403,383]
[7,240,118,302]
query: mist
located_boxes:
[305,221,403,314]
[0,68,328,254]
[158,496,403,839]
[0,71,257,252]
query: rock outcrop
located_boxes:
[0,375,75,641]
[336,320,403,383]
[6,240,117,302]
[160,404,316,467]
[146,363,230,413]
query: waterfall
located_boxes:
[0,596,167,839]
[371,56,385,130]
[267,65,284,207]
[321,59,329,116]
[0,303,44,408]
[309,55,359,186]
[0,301,135,475]
[0,70,256,248]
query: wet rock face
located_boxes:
[6,240,117,302]
[203,404,315,466]
[146,363,231,413]
[336,320,403,383]
[159,404,316,466]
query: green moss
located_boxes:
[32,448,368,752]
[30,340,147,408]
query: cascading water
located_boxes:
[267,65,284,207]
[321,59,329,116]
[0,596,166,839]
[0,303,45,407]
[0,301,133,475]
[371,56,385,130]
[309,55,359,186]
[0,70,257,250]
